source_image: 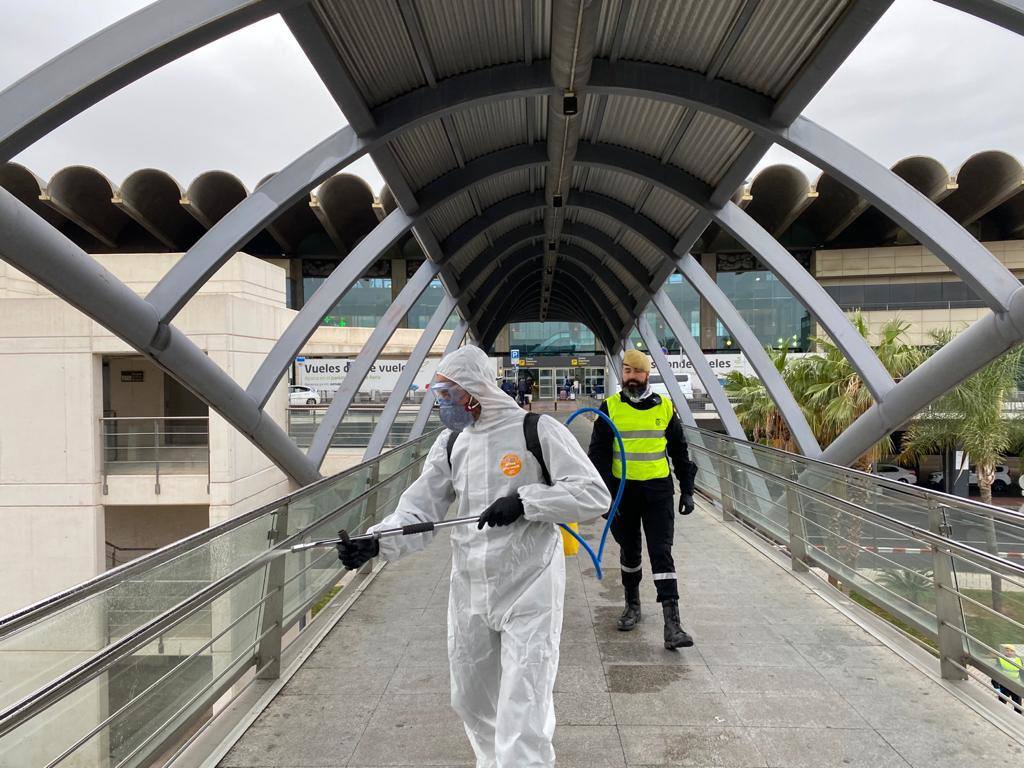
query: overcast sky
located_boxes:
[2,0,1022,194]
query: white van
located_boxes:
[649,372,693,399]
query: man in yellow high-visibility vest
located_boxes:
[587,349,697,649]
[992,643,1023,714]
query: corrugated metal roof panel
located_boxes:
[415,0,524,80]
[718,0,849,97]
[619,229,666,273]
[640,187,698,238]
[389,120,457,190]
[490,208,541,241]
[598,0,741,72]
[585,96,687,159]
[671,113,752,187]
[475,168,535,209]
[427,192,474,241]
[567,207,620,239]
[313,1,425,107]
[577,167,646,208]
[450,99,532,162]
[450,234,489,273]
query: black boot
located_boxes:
[662,600,693,649]
[616,585,642,631]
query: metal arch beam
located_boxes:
[468,244,638,322]
[443,190,676,268]
[584,60,1018,313]
[0,187,320,485]
[0,0,302,162]
[636,316,696,428]
[472,256,625,341]
[934,0,1024,37]
[460,220,652,294]
[481,265,621,351]
[147,64,554,322]
[8,7,1014,332]
[677,254,821,457]
[489,290,610,352]
[363,294,457,460]
[307,260,441,467]
[410,318,469,439]
[429,142,892,402]
[823,285,1024,466]
[248,208,412,407]
[481,272,615,352]
[651,289,746,441]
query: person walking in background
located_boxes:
[587,349,698,650]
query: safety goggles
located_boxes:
[428,379,470,405]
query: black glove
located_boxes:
[477,493,525,529]
[337,534,380,569]
[679,494,694,516]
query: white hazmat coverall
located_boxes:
[368,346,610,768]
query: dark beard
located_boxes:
[623,381,646,399]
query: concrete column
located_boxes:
[289,258,303,309]
[699,252,717,350]
[391,258,407,329]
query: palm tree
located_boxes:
[724,315,922,588]
[723,347,797,450]
[902,331,1024,612]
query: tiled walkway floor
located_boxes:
[222,421,1024,767]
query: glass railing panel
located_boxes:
[0,566,266,768]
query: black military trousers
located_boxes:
[610,486,678,603]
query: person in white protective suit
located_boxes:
[336,345,610,767]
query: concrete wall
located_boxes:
[104,505,209,564]
[0,253,297,615]
[816,239,1023,345]
[815,239,1024,279]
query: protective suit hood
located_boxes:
[435,345,519,428]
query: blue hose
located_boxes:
[557,407,626,580]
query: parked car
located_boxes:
[873,463,918,484]
[289,385,320,406]
[650,372,694,399]
[930,464,1011,493]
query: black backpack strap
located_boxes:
[445,430,459,471]
[523,413,552,486]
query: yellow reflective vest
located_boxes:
[606,392,673,481]
[998,655,1022,680]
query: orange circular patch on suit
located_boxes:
[500,453,523,477]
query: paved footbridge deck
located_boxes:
[221,420,1024,768]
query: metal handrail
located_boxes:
[0,428,441,639]
[691,440,1024,577]
[684,423,1024,528]
[0,447,430,741]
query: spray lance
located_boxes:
[291,406,627,579]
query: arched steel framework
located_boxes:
[0,0,1020,477]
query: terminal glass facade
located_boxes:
[407,279,460,330]
[632,274,701,353]
[716,256,811,351]
[508,322,596,355]
[303,276,393,328]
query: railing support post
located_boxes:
[786,466,810,572]
[929,502,969,681]
[256,504,289,680]
[359,461,382,574]
[154,417,161,495]
[716,454,736,522]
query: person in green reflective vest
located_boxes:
[587,349,698,649]
[992,643,1023,714]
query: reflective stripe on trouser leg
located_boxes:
[642,496,678,603]
[611,503,643,588]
